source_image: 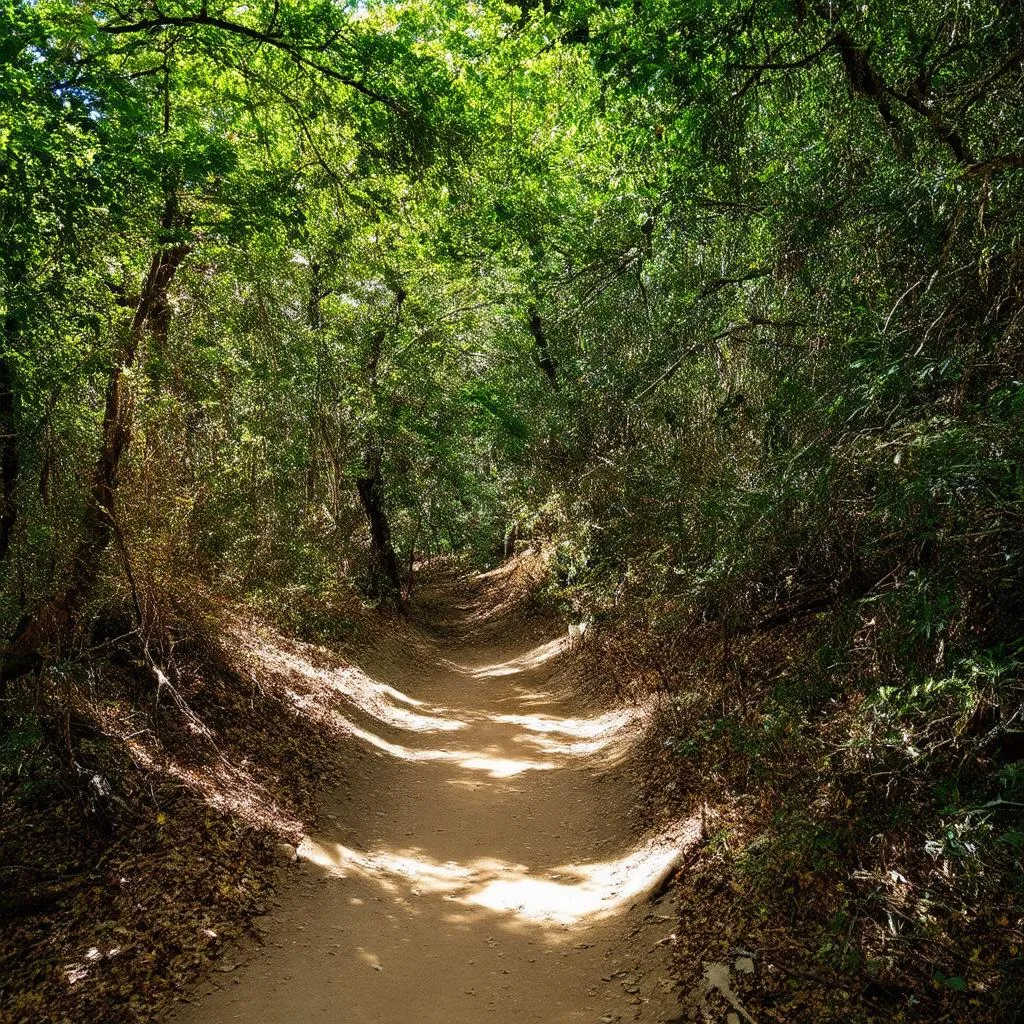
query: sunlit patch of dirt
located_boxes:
[334,717,559,777]
[497,708,642,760]
[242,638,467,734]
[454,636,569,678]
[296,821,698,928]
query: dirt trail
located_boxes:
[171,566,690,1024]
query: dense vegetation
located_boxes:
[2,0,1023,1018]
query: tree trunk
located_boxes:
[356,450,403,606]
[1,204,189,687]
[353,284,406,608]
[0,323,19,563]
[528,307,559,390]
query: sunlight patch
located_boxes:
[336,717,557,777]
[493,709,637,739]
[461,637,568,678]
[243,631,464,733]
[296,820,699,928]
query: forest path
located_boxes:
[171,564,689,1024]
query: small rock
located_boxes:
[275,842,298,864]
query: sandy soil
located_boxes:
[169,566,691,1024]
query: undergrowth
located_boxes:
[570,585,1024,1022]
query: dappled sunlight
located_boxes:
[297,822,698,929]
[211,611,652,837]
[336,717,558,777]
[465,835,689,925]
[245,634,466,734]
[444,636,569,679]
[294,665,644,776]
[496,708,640,758]
[63,944,123,989]
[493,709,637,739]
[455,754,557,777]
[513,732,624,757]
[124,738,303,835]
[298,840,479,895]
[438,630,569,679]
[229,610,630,775]
[503,687,575,709]
[364,698,466,734]
[355,948,383,969]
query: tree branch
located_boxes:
[831,26,973,165]
[528,307,559,390]
[697,267,772,297]
[734,35,835,72]
[966,152,1024,177]
[98,13,406,113]
[630,319,804,406]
